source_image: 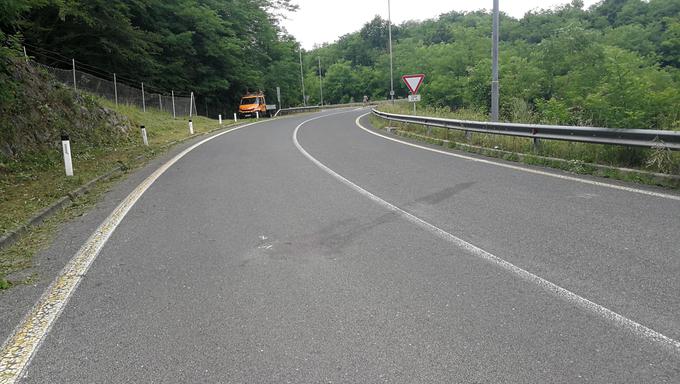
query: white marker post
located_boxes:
[141,82,146,112]
[219,114,222,125]
[61,134,74,176]
[233,113,237,123]
[141,125,149,146]
[171,90,176,119]
[188,119,194,135]
[158,94,162,111]
[256,111,259,120]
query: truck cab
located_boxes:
[238,92,276,118]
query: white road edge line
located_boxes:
[355,113,680,201]
[0,119,270,384]
[293,113,680,356]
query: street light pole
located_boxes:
[299,49,307,107]
[318,56,324,106]
[491,0,500,122]
[388,0,395,103]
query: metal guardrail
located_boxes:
[275,102,381,117]
[372,109,680,150]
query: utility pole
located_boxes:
[491,0,500,122]
[299,50,307,106]
[318,57,324,106]
[388,0,395,103]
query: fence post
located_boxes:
[72,59,77,92]
[113,73,118,106]
[188,119,194,135]
[171,90,176,119]
[61,134,74,176]
[141,125,149,146]
[141,82,146,112]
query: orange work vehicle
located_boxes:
[238,92,276,118]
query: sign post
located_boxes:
[401,74,425,115]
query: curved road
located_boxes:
[3,108,680,382]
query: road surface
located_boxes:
[2,108,680,383]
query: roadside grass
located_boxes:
[0,98,233,289]
[372,103,680,182]
[0,175,120,290]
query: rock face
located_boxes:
[0,57,133,159]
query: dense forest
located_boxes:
[1,0,302,112]
[304,0,680,129]
[1,0,679,129]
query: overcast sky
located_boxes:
[281,0,601,49]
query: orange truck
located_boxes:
[238,92,277,118]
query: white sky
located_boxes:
[281,0,602,49]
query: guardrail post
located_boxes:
[426,125,432,137]
[465,131,471,142]
[533,137,541,152]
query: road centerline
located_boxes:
[292,112,680,356]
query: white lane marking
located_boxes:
[0,120,270,383]
[293,116,680,356]
[355,114,680,202]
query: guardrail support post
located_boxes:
[465,130,471,142]
[533,137,541,152]
[426,125,432,137]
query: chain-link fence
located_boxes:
[33,62,197,117]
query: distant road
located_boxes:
[6,108,680,383]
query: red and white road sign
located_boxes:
[401,74,425,94]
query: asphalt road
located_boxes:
[5,108,680,382]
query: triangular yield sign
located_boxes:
[401,74,425,94]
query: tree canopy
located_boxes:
[1,0,302,113]
[303,0,680,129]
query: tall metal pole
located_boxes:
[299,50,307,107]
[388,0,395,103]
[171,90,176,119]
[113,73,118,106]
[491,0,500,122]
[318,57,323,106]
[72,59,77,92]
